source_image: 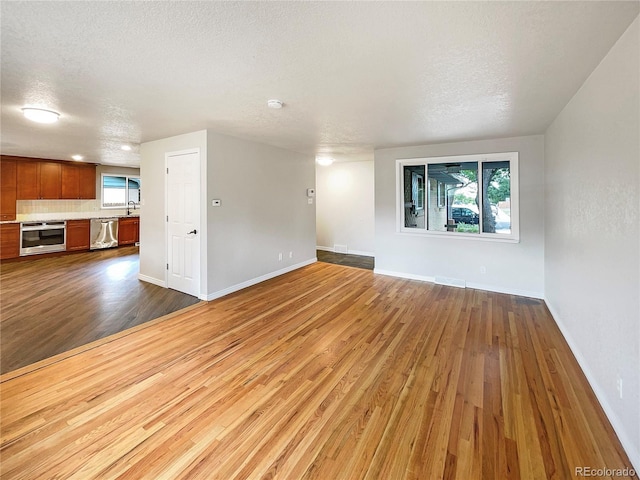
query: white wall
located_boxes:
[206,130,316,298]
[545,16,639,471]
[316,160,375,256]
[139,130,208,292]
[374,135,545,298]
[140,129,316,300]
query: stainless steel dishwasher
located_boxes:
[90,218,119,250]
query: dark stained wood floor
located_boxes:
[317,249,374,270]
[0,247,201,374]
[1,262,636,479]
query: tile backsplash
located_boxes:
[17,199,100,214]
[16,200,132,221]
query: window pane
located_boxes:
[427,162,478,233]
[481,161,511,234]
[127,178,141,204]
[102,175,141,208]
[103,175,127,207]
[403,165,425,228]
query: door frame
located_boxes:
[164,148,203,298]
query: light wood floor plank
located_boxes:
[1,262,636,479]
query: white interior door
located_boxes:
[167,150,200,297]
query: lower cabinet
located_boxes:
[0,223,20,260]
[118,217,139,246]
[66,219,90,251]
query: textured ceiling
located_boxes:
[1,1,638,166]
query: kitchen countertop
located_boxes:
[1,212,140,224]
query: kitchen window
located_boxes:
[397,152,519,241]
[101,174,141,209]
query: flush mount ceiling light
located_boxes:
[316,157,334,166]
[121,145,132,151]
[71,154,83,161]
[267,99,283,109]
[22,107,60,124]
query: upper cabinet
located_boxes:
[61,163,96,199]
[13,157,96,200]
[38,161,62,199]
[0,158,17,221]
[17,160,61,199]
[16,161,39,199]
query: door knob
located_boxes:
[187,229,197,235]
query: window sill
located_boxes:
[397,229,520,244]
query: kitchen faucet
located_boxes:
[126,200,136,216]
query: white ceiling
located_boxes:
[1,1,637,167]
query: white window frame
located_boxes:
[396,152,520,242]
[101,173,141,209]
[412,172,424,210]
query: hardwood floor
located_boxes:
[0,247,201,374]
[1,262,635,479]
[317,250,374,270]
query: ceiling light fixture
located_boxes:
[267,99,283,109]
[22,107,60,124]
[121,145,132,151]
[316,157,334,166]
[71,155,83,161]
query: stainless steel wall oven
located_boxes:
[20,221,66,256]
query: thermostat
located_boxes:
[307,188,315,197]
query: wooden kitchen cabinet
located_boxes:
[17,159,61,199]
[0,223,20,260]
[78,165,96,199]
[16,160,39,199]
[60,164,79,199]
[118,217,139,246]
[66,219,91,251]
[0,158,17,221]
[61,164,96,199]
[38,162,61,199]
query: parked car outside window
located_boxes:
[451,206,479,225]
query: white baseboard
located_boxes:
[545,301,640,473]
[466,282,544,299]
[138,273,166,288]
[206,258,317,301]
[373,269,543,299]
[316,245,375,258]
[373,268,435,283]
[435,276,466,288]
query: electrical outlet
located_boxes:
[616,375,623,399]
[480,266,486,274]
[278,253,283,261]
[289,251,293,259]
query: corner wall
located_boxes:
[139,130,208,294]
[374,135,545,298]
[206,131,316,299]
[544,17,639,470]
[316,160,375,256]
